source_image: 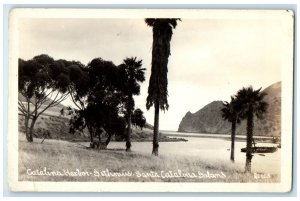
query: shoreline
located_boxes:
[160,131,279,143]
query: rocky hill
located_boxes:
[178,82,281,137]
[178,101,231,133]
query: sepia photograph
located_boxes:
[7,8,294,192]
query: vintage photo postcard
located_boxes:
[8,8,294,192]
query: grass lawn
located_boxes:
[19,133,279,182]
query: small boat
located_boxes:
[241,146,278,153]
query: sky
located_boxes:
[18,11,290,131]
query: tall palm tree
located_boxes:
[119,57,145,152]
[236,86,268,173]
[145,18,180,156]
[221,96,242,162]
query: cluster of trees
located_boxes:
[19,55,146,151]
[221,87,268,173]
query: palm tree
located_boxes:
[145,18,180,156]
[221,96,242,162]
[236,86,268,173]
[119,57,145,152]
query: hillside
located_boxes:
[19,113,184,142]
[18,93,183,142]
[18,93,67,117]
[178,82,281,137]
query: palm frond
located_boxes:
[145,18,180,111]
[235,86,268,119]
[145,18,156,26]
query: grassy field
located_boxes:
[19,133,279,182]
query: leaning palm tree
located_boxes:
[236,86,268,173]
[119,57,145,152]
[145,18,180,156]
[221,96,242,162]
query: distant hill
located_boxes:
[178,101,231,133]
[178,82,281,137]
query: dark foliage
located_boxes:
[132,108,146,130]
[67,57,127,148]
[221,96,242,162]
[145,18,180,111]
[118,57,146,151]
[18,54,72,142]
[145,18,180,155]
[235,86,268,173]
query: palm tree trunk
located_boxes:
[230,119,236,162]
[152,100,160,156]
[126,97,132,152]
[245,108,254,173]
[126,113,132,152]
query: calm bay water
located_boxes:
[162,130,275,140]
[82,131,281,175]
